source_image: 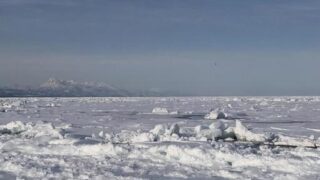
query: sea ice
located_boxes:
[0,97,319,179]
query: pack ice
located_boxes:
[0,97,320,179]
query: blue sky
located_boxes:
[1,0,320,95]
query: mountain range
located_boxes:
[0,78,186,97]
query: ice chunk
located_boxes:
[194,125,209,134]
[209,120,227,131]
[169,111,180,115]
[274,135,316,148]
[208,120,228,140]
[98,131,104,138]
[233,120,266,142]
[196,129,215,140]
[131,133,156,143]
[25,122,64,140]
[150,124,167,136]
[148,124,181,142]
[222,127,236,140]
[204,109,226,120]
[167,124,180,136]
[211,129,223,140]
[1,100,24,109]
[0,121,63,140]
[152,107,169,115]
[0,121,27,134]
[194,121,236,141]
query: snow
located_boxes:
[0,97,320,179]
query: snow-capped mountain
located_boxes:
[0,79,186,97]
[38,78,129,97]
[40,78,117,90]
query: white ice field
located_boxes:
[0,97,320,179]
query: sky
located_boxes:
[1,0,320,95]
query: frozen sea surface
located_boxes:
[0,97,320,179]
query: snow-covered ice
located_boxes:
[204,108,227,120]
[0,97,320,179]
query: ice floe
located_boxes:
[0,97,319,179]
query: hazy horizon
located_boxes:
[1,0,320,96]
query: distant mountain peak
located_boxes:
[35,78,127,97]
[40,78,70,89]
[40,78,116,90]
